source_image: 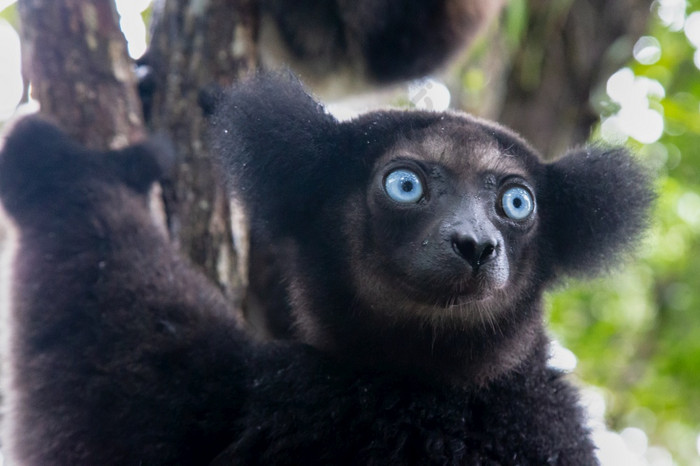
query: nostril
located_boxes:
[452,237,475,263]
[480,244,496,264]
[451,234,498,268]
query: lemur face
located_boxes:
[342,121,544,326]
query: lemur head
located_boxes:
[213,74,653,384]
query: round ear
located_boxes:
[0,117,86,219]
[211,72,343,236]
[541,146,655,277]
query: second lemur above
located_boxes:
[258,0,504,95]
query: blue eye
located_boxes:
[384,169,424,203]
[501,186,534,220]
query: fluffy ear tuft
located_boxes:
[541,146,655,278]
[211,72,342,235]
[0,117,85,218]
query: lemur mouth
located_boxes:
[398,275,496,310]
[435,287,495,309]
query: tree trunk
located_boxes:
[17,0,144,149]
[144,0,257,305]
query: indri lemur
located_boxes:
[0,74,653,464]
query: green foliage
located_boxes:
[503,0,529,50]
[0,1,18,27]
[547,1,700,463]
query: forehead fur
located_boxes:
[374,113,542,178]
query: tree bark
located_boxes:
[17,0,144,149]
[144,0,257,303]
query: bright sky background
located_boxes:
[0,15,22,120]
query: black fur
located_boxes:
[0,73,653,465]
[213,73,653,460]
[0,118,248,464]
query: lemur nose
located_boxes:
[451,233,498,269]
